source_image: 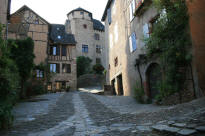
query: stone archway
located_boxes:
[146,63,162,100]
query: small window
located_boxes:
[129,32,137,52]
[47,82,52,91]
[129,0,136,22]
[49,63,60,73]
[82,45,88,53]
[34,20,39,24]
[83,24,87,29]
[96,58,101,64]
[94,33,100,40]
[62,64,71,73]
[62,46,67,56]
[96,45,101,54]
[57,27,60,30]
[36,69,43,78]
[57,36,61,39]
[50,46,60,56]
[80,11,84,15]
[114,57,118,67]
[107,8,112,25]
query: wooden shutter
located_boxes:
[107,8,112,24]
[56,46,60,56]
[67,64,71,73]
[131,32,137,51]
[50,47,53,55]
[56,64,60,73]
[129,36,133,52]
[143,23,149,38]
[62,46,67,56]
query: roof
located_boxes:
[67,7,92,18]
[92,19,105,31]
[101,0,113,21]
[12,5,49,24]
[50,24,76,45]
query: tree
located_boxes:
[77,56,92,77]
[8,38,35,98]
[0,24,19,129]
[92,64,104,74]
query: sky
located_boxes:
[11,0,108,24]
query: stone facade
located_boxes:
[48,24,77,91]
[66,8,106,67]
[8,5,49,65]
[102,0,196,101]
[0,0,10,25]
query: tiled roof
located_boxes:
[93,19,105,31]
[102,0,113,21]
[67,7,92,18]
[50,24,76,45]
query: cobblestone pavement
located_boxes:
[1,91,205,136]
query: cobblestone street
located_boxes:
[1,90,205,136]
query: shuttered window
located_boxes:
[62,46,67,56]
[143,23,149,38]
[50,63,60,73]
[129,0,136,22]
[62,64,71,73]
[107,8,112,25]
[129,32,137,52]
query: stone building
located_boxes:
[48,24,77,91]
[0,0,11,38]
[102,0,197,102]
[8,5,49,66]
[65,8,106,67]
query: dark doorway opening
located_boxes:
[146,63,162,100]
[117,74,124,95]
[111,79,116,95]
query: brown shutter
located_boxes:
[56,64,60,73]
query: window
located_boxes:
[62,46,67,56]
[50,46,60,56]
[114,57,118,67]
[83,24,87,29]
[82,45,88,53]
[96,45,101,54]
[47,82,52,91]
[96,58,101,64]
[36,69,43,78]
[129,32,137,52]
[129,0,136,22]
[80,11,84,15]
[143,23,149,38]
[49,63,60,73]
[107,8,112,25]
[94,33,100,40]
[62,64,71,73]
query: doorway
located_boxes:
[117,74,124,95]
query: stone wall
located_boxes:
[187,0,205,97]
[77,74,104,88]
[0,0,8,25]
[66,10,106,68]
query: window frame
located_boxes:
[82,45,89,53]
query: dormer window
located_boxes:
[57,28,60,30]
[57,36,61,39]
[80,11,84,15]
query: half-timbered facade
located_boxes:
[8,5,49,65]
[48,24,77,91]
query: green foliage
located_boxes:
[8,38,35,98]
[133,82,145,103]
[77,56,92,77]
[92,64,105,74]
[31,81,46,95]
[146,0,192,99]
[0,24,20,129]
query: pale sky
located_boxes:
[11,0,108,24]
